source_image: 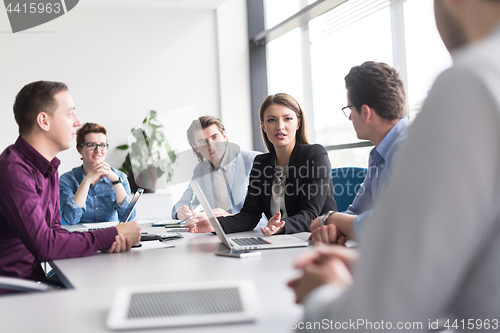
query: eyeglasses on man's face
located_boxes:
[81,142,109,151]
[341,105,357,119]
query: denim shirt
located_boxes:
[345,117,411,237]
[59,166,135,224]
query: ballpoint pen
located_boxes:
[162,192,196,227]
[165,210,204,227]
[188,191,196,209]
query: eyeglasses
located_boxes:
[81,142,109,151]
[341,105,357,119]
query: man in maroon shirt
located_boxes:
[0,81,141,286]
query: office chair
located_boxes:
[0,276,57,294]
[331,167,367,212]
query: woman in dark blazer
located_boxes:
[188,93,337,235]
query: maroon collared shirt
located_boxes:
[0,137,117,281]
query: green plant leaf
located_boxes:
[118,109,178,186]
[120,153,132,174]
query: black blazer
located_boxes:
[219,143,337,234]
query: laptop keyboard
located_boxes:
[231,237,270,246]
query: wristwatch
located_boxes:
[112,177,123,185]
[319,210,335,226]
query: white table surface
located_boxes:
[0,223,314,333]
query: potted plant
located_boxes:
[117,110,177,192]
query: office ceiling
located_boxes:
[82,0,229,9]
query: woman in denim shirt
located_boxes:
[59,123,135,225]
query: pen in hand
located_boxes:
[180,191,196,222]
[177,210,204,226]
[188,191,196,210]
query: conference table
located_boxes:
[0,221,315,333]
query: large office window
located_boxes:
[267,28,304,105]
[250,0,451,167]
[308,0,393,167]
[265,0,301,28]
[404,0,452,119]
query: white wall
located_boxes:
[216,0,253,150]
[0,0,251,178]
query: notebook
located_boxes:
[106,280,259,330]
[84,188,144,231]
[190,180,308,250]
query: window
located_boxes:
[264,0,318,29]
[267,28,304,104]
[309,0,393,149]
[404,0,452,120]
[250,0,451,167]
[265,0,301,29]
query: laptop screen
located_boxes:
[189,181,233,249]
[120,188,144,222]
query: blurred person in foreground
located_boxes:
[289,0,500,330]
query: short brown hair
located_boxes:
[259,93,310,152]
[13,80,68,136]
[76,123,107,151]
[345,61,406,120]
[187,116,226,162]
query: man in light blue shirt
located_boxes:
[172,116,264,228]
[310,61,410,242]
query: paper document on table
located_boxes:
[83,219,159,228]
[135,218,178,224]
[129,219,170,225]
[132,241,175,252]
[83,222,118,228]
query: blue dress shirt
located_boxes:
[59,166,135,225]
[346,117,411,237]
[171,146,259,218]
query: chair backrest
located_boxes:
[331,167,367,212]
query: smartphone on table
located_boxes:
[214,249,261,258]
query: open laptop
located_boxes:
[118,188,144,223]
[84,188,144,231]
[107,279,259,330]
[190,180,308,250]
